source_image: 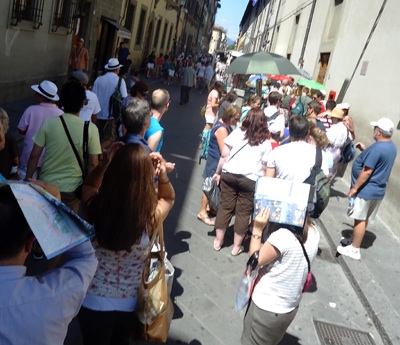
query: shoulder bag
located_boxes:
[60,116,89,199]
[134,215,174,342]
[295,236,312,292]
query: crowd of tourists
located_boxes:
[0,52,397,345]
[197,77,396,344]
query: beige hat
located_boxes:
[330,107,344,120]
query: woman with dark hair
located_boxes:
[241,208,320,345]
[213,108,272,255]
[203,81,224,131]
[78,143,175,345]
[218,90,238,120]
[197,104,241,225]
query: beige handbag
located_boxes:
[134,217,174,342]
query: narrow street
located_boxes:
[3,79,399,345]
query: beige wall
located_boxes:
[246,0,400,234]
[120,0,178,68]
[0,1,73,103]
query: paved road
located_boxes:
[2,78,399,345]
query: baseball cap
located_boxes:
[337,103,350,110]
[370,118,394,133]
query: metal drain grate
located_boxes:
[314,320,376,345]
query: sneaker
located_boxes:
[337,245,361,260]
[340,236,353,246]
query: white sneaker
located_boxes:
[337,245,361,260]
[340,236,353,246]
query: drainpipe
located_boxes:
[299,0,317,65]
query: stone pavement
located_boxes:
[2,78,399,345]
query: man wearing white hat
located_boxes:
[92,58,128,145]
[18,80,64,180]
[338,118,397,260]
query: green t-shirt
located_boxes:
[33,114,101,192]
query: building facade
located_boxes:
[0,0,218,104]
[237,0,400,234]
[209,24,227,54]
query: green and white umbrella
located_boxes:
[297,78,326,91]
[226,51,301,76]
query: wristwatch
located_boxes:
[252,233,262,240]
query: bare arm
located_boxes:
[348,166,373,198]
[151,152,175,222]
[87,154,98,175]
[147,131,163,152]
[25,144,44,180]
[82,142,124,211]
[212,144,231,185]
[210,97,219,108]
[214,126,229,154]
[265,167,276,177]
[249,208,280,266]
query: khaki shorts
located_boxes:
[351,197,382,221]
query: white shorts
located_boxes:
[351,197,382,221]
[205,113,216,125]
[147,62,154,69]
[169,69,175,77]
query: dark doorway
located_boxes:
[142,20,154,64]
[93,19,118,77]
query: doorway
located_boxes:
[93,19,118,77]
[317,52,330,84]
[142,20,154,63]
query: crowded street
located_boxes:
[2,77,398,344]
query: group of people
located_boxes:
[0,56,177,344]
[196,79,396,344]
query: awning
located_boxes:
[104,19,131,39]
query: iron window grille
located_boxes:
[11,0,44,29]
[52,0,78,33]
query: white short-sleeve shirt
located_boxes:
[252,226,320,313]
[223,128,272,181]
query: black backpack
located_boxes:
[303,148,330,218]
[108,77,123,121]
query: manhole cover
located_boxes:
[314,320,376,345]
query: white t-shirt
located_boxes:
[252,226,320,313]
[205,65,214,81]
[79,90,101,122]
[92,72,128,120]
[264,105,285,131]
[223,128,272,181]
[326,122,348,148]
[197,65,206,78]
[266,141,316,182]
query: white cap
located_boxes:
[337,102,350,110]
[370,118,394,133]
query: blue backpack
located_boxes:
[199,129,211,164]
[341,135,356,164]
[291,100,304,116]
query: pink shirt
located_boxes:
[18,103,63,167]
[206,89,219,117]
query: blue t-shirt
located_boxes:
[351,141,397,200]
[208,121,230,159]
[144,117,164,152]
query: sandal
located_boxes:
[214,239,223,251]
[197,214,215,226]
[231,246,244,256]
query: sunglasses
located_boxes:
[141,91,149,97]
